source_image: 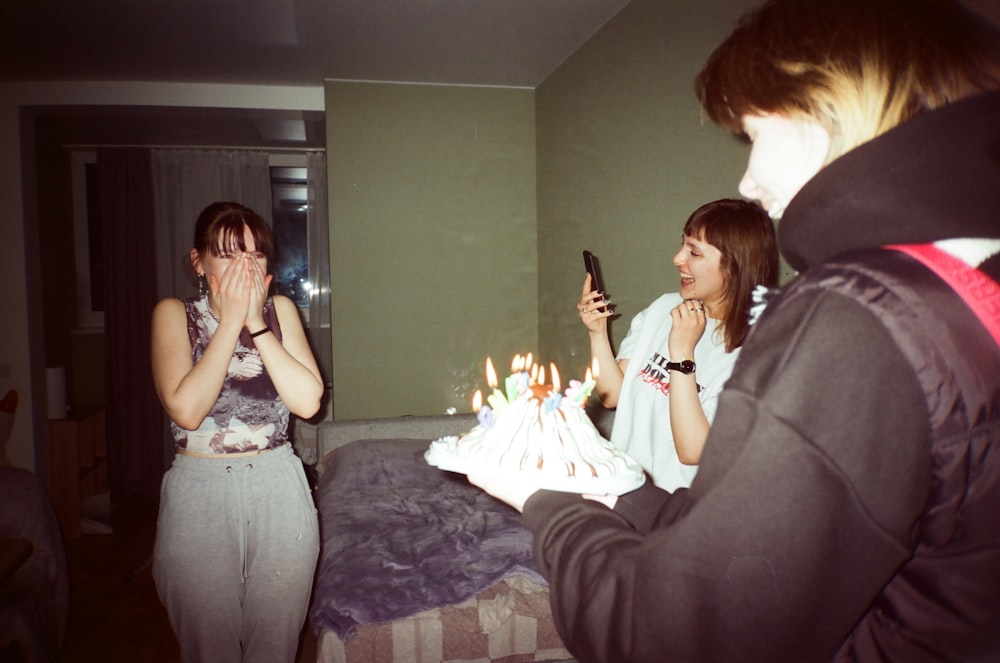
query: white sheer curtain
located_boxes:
[151,149,271,300]
[306,151,332,388]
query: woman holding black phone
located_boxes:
[578,198,778,491]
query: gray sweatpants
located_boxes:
[152,444,320,663]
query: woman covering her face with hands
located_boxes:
[578,199,778,491]
[151,201,323,662]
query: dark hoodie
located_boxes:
[523,91,1000,662]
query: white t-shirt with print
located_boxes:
[612,293,739,492]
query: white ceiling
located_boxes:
[11,0,997,149]
[6,0,1000,89]
[1,0,631,89]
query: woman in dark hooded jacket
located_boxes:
[470,1,1000,660]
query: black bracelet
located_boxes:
[249,326,272,338]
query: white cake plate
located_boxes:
[425,447,646,496]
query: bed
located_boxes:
[307,413,597,663]
[0,390,70,660]
[0,467,70,661]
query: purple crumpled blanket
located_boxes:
[308,438,545,641]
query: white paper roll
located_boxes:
[46,366,68,419]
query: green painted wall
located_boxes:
[325,0,778,420]
[536,0,764,375]
[327,82,537,419]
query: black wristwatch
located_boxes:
[666,359,696,375]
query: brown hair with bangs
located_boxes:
[684,199,779,352]
[694,0,1000,163]
[192,201,275,278]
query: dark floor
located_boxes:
[59,496,317,662]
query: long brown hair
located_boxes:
[694,0,1000,163]
[684,199,778,352]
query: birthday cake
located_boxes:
[425,355,645,495]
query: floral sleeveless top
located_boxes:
[169,295,289,454]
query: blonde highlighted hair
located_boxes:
[695,0,1000,162]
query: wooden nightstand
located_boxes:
[48,408,107,539]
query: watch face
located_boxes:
[667,360,696,375]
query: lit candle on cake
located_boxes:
[485,356,497,386]
[583,357,599,394]
[504,374,519,403]
[484,356,508,412]
[539,362,562,414]
[505,354,523,402]
[566,357,599,406]
[473,389,495,428]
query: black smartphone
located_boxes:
[582,250,606,311]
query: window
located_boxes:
[268,152,332,389]
[70,149,330,392]
[70,150,104,329]
[269,162,311,308]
